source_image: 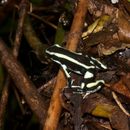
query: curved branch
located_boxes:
[0,39,47,124]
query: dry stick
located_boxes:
[29,13,57,29]
[43,0,88,130]
[112,92,130,116]
[13,0,28,57]
[0,0,28,128]
[0,39,47,123]
[0,77,10,128]
[12,0,28,114]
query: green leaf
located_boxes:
[92,104,115,118]
[54,23,65,45]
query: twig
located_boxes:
[13,0,28,57]
[38,77,56,93]
[12,0,28,114]
[15,4,57,29]
[112,91,130,117]
[43,0,88,130]
[0,0,28,128]
[29,13,57,29]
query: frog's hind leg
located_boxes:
[86,80,104,89]
[82,80,104,98]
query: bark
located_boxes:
[0,39,47,123]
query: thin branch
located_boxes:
[0,0,28,128]
[12,0,29,115]
[112,91,130,117]
[13,0,28,57]
[29,13,57,29]
[43,0,88,130]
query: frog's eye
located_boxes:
[119,52,123,57]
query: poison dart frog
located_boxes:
[46,44,107,96]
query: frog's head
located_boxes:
[46,44,66,61]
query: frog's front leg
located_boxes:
[80,71,94,89]
[80,71,104,95]
[61,64,72,88]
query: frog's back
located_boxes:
[46,44,94,67]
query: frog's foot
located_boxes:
[83,85,102,99]
[67,78,75,88]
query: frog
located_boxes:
[46,44,107,96]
